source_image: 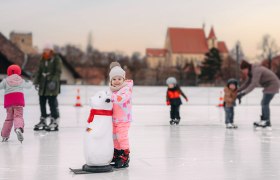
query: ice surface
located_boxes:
[0,86,280,180]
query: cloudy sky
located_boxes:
[1,0,279,58]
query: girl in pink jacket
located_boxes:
[0,65,32,143]
[109,62,133,168]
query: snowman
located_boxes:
[82,90,114,173]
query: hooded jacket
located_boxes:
[111,80,133,123]
[224,86,237,107]
[0,74,32,108]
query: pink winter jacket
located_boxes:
[111,80,133,123]
[0,74,32,108]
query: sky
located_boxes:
[1,0,279,58]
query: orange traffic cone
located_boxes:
[75,88,82,107]
[218,91,224,107]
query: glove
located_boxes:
[166,101,170,105]
[42,72,50,77]
[237,92,245,104]
[34,84,39,91]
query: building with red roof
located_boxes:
[146,26,229,69]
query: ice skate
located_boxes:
[174,119,180,125]
[169,119,175,125]
[254,121,272,130]
[45,118,59,131]
[34,117,47,131]
[114,149,130,168]
[2,137,9,142]
[15,128,24,143]
[226,123,238,129]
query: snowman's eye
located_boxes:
[99,96,101,98]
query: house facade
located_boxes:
[0,32,81,84]
[146,26,229,69]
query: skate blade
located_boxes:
[34,127,45,131]
[16,133,24,142]
[45,128,59,132]
[265,127,273,131]
[254,126,272,131]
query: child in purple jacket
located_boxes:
[0,65,32,143]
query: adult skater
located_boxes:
[237,60,280,129]
[33,44,62,131]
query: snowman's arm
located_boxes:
[111,86,132,104]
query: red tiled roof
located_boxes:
[146,48,167,57]
[168,28,209,54]
[218,41,228,53]
[208,27,217,39]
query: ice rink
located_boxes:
[0,86,280,180]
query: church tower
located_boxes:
[86,31,93,55]
[207,26,218,49]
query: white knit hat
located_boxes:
[166,77,177,85]
[109,62,125,81]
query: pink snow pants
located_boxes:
[113,122,130,150]
[1,106,24,138]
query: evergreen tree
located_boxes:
[199,48,222,83]
[185,61,197,86]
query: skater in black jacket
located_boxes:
[166,77,188,125]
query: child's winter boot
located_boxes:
[110,148,121,166]
[115,149,130,168]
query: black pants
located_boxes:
[39,96,60,119]
[170,105,180,120]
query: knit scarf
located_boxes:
[87,109,113,123]
[110,82,127,92]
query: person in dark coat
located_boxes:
[33,44,62,131]
[166,77,188,125]
[238,60,280,129]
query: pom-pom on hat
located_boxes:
[109,62,125,81]
[7,64,21,76]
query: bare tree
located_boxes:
[230,41,245,79]
[258,34,278,69]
